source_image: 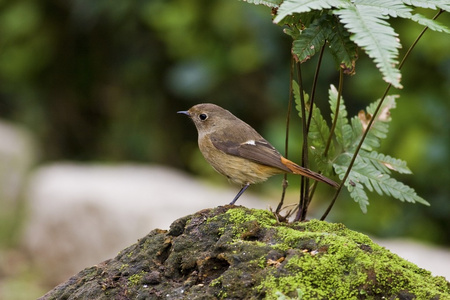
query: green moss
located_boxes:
[257,255,267,269]
[127,271,145,287]
[207,209,449,299]
[272,227,318,251]
[217,290,228,298]
[260,251,367,299]
[119,264,129,272]
[224,207,277,228]
[209,277,222,287]
[141,238,152,251]
[208,207,276,238]
[255,219,450,299]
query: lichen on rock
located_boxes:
[39,206,450,299]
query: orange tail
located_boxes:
[281,157,339,189]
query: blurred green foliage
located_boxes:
[0,0,449,245]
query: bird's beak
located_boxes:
[177,110,190,117]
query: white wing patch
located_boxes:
[243,140,256,146]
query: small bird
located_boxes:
[178,103,339,205]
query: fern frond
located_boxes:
[354,0,412,18]
[402,0,450,11]
[328,85,353,150]
[258,0,448,88]
[293,81,330,152]
[308,104,336,171]
[351,161,429,205]
[383,178,429,205]
[334,163,370,212]
[356,0,450,33]
[274,0,349,23]
[279,10,323,29]
[293,80,335,171]
[351,95,397,151]
[359,150,412,174]
[292,14,333,63]
[327,18,358,73]
[242,0,282,7]
[334,156,428,213]
[334,4,402,88]
[410,14,450,33]
[366,94,396,117]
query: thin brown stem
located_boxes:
[306,44,326,132]
[300,44,326,220]
[307,68,343,205]
[277,58,295,214]
[324,68,343,156]
[294,62,310,222]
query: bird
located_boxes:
[178,103,339,205]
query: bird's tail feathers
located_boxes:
[281,157,339,189]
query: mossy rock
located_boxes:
[39,206,450,299]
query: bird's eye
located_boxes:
[199,113,208,121]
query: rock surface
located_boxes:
[39,206,450,300]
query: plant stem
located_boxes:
[306,44,326,132]
[324,68,343,156]
[320,10,443,220]
[301,44,326,220]
[294,62,309,222]
[309,68,344,202]
[277,58,295,214]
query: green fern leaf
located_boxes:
[331,91,427,212]
[308,103,336,171]
[242,0,282,7]
[292,14,333,62]
[354,0,412,18]
[350,95,397,151]
[274,0,349,23]
[356,0,450,34]
[334,4,402,88]
[359,150,412,174]
[279,10,323,30]
[352,161,429,205]
[293,80,330,152]
[366,94,396,116]
[328,85,353,150]
[349,114,368,150]
[384,178,429,205]
[334,163,370,212]
[402,0,450,11]
[334,156,428,212]
[293,80,335,171]
[327,19,358,73]
[410,14,450,33]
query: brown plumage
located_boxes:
[178,103,338,204]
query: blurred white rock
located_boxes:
[22,163,272,285]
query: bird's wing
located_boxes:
[210,136,291,173]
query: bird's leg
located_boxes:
[230,183,250,205]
